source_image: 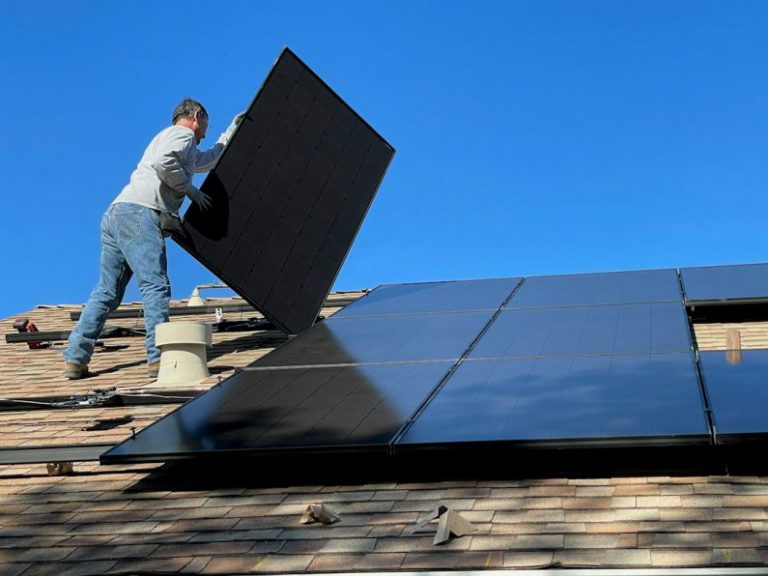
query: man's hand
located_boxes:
[189,188,212,210]
[217,111,247,146]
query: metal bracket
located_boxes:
[46,462,74,476]
[409,504,477,545]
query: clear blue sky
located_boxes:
[2,0,768,319]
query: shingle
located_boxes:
[21,560,118,576]
[374,535,472,553]
[63,544,158,562]
[281,538,376,554]
[0,547,76,562]
[107,557,192,574]
[503,551,555,568]
[307,552,405,571]
[250,554,314,572]
[564,534,637,548]
[651,549,714,566]
[712,548,766,564]
[604,549,652,566]
[638,532,712,548]
[552,549,606,567]
[469,534,564,551]
[150,541,254,558]
[204,555,274,573]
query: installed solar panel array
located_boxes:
[400,269,709,449]
[103,270,717,464]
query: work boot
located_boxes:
[147,362,160,378]
[64,362,88,380]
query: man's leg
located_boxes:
[121,205,171,366]
[64,206,132,373]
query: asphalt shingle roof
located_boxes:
[2,292,768,574]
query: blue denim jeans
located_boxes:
[65,203,171,365]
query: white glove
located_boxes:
[217,111,247,146]
[189,188,212,210]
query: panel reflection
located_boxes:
[401,354,708,444]
[105,362,453,458]
[334,277,521,318]
[256,312,494,366]
[700,350,768,435]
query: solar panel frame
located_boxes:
[176,47,395,334]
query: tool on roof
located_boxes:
[6,324,144,345]
[12,319,49,349]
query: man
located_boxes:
[64,98,243,379]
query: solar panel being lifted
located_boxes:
[176,48,395,334]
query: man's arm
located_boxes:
[194,143,224,173]
[151,129,210,209]
[193,112,246,173]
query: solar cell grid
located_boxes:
[469,303,692,359]
[506,269,682,308]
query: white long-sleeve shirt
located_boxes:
[112,125,223,215]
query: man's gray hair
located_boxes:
[172,98,208,124]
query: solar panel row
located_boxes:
[104,269,724,463]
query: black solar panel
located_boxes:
[255,312,495,367]
[681,263,768,303]
[177,48,395,334]
[101,270,733,469]
[469,303,692,359]
[399,354,709,447]
[507,269,681,308]
[102,362,453,462]
[699,350,768,441]
[333,278,521,318]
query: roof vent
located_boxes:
[155,321,212,385]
